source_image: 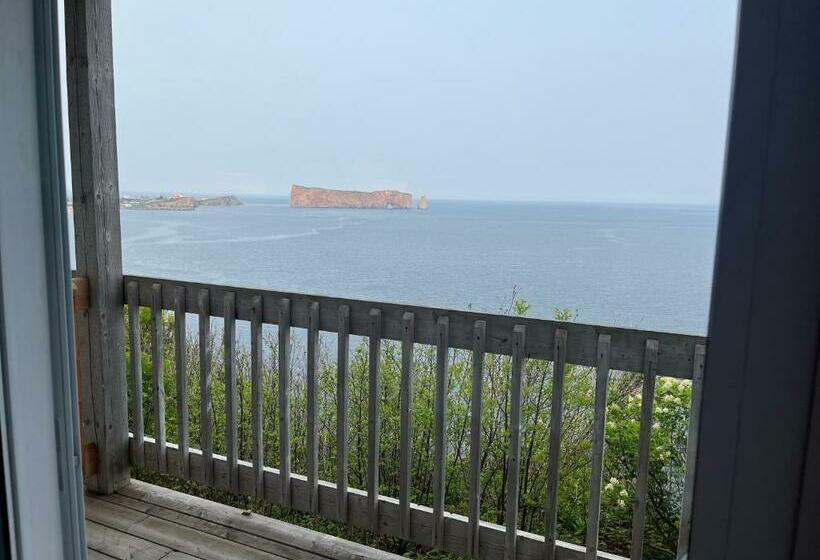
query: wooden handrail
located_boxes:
[123,274,704,379]
[121,274,707,560]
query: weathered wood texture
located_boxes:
[468,321,487,558]
[75,277,100,479]
[630,340,659,560]
[251,295,264,498]
[585,335,612,560]
[125,275,704,379]
[66,0,129,493]
[505,325,526,560]
[676,344,706,559]
[133,437,626,560]
[307,301,320,512]
[174,286,189,479]
[433,317,449,548]
[150,284,166,473]
[127,281,144,467]
[122,276,707,560]
[197,290,214,486]
[368,309,383,534]
[279,298,292,506]
[224,292,238,493]
[545,329,567,560]
[87,479,405,560]
[336,305,350,522]
[399,312,415,539]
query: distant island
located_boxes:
[120,194,242,211]
[291,184,423,209]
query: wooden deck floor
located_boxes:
[85,479,403,560]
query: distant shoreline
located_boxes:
[119,194,242,211]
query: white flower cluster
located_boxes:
[604,477,629,508]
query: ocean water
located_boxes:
[70,198,718,335]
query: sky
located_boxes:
[109,1,738,204]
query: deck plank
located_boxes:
[96,492,326,560]
[86,495,284,560]
[116,479,403,560]
[86,519,170,560]
[87,549,117,560]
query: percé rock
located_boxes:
[290,185,412,209]
[418,195,429,210]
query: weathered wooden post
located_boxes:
[65,0,129,494]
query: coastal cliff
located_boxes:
[290,185,412,209]
[120,194,242,210]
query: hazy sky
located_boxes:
[111,1,738,204]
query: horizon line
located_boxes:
[112,189,720,207]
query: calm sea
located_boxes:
[69,198,717,335]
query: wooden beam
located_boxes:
[126,281,144,468]
[174,286,189,479]
[279,298,292,506]
[307,301,321,513]
[399,312,415,539]
[367,308,383,533]
[198,289,214,486]
[468,320,486,558]
[65,0,128,494]
[72,277,89,310]
[251,295,264,498]
[544,329,567,560]
[336,305,350,522]
[585,335,612,560]
[433,316,449,548]
[224,292,238,493]
[151,283,166,473]
[630,340,659,560]
[505,325,526,560]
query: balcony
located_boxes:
[76,274,705,560]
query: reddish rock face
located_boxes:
[291,185,412,209]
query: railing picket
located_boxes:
[468,320,486,558]
[506,325,527,560]
[127,281,144,467]
[545,328,568,560]
[198,289,214,485]
[279,298,292,506]
[224,291,238,493]
[399,312,415,540]
[631,339,659,560]
[307,301,320,513]
[150,283,166,472]
[174,286,189,479]
[336,305,351,522]
[433,316,449,548]
[585,334,612,560]
[120,275,711,560]
[251,295,264,498]
[368,308,383,533]
[676,344,706,559]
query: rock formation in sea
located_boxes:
[418,195,429,210]
[290,184,413,209]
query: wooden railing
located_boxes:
[122,274,706,560]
